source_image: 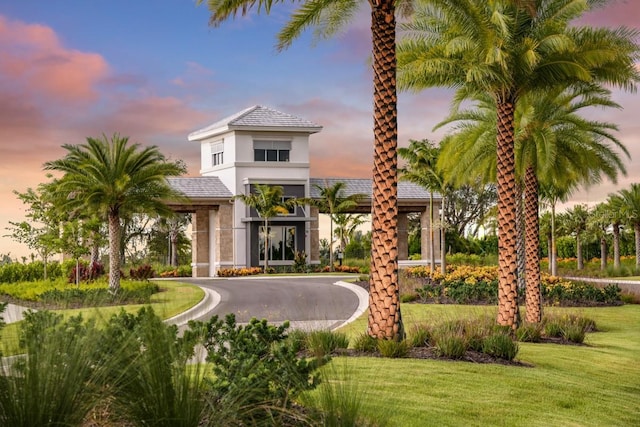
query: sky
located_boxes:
[0,0,638,259]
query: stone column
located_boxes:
[309,206,320,265]
[192,208,210,277]
[216,203,234,271]
[398,212,409,260]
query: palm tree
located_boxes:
[436,83,628,322]
[310,181,365,272]
[605,195,625,269]
[617,183,640,269]
[397,0,639,329]
[398,139,443,272]
[44,134,186,293]
[587,202,611,271]
[233,184,295,273]
[198,0,407,341]
[333,213,367,253]
[564,204,590,270]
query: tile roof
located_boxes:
[188,105,322,140]
[309,178,439,200]
[167,177,233,199]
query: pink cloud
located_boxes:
[0,16,109,103]
[579,1,640,28]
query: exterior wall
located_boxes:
[309,206,320,264]
[420,201,442,263]
[216,203,234,271]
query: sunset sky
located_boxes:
[0,0,638,259]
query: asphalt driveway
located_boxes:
[175,275,368,331]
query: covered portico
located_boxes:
[167,176,441,277]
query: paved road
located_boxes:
[171,275,368,331]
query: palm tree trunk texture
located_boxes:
[635,223,640,269]
[524,165,541,323]
[576,235,583,270]
[367,1,403,341]
[551,204,558,276]
[264,219,269,273]
[516,181,526,293]
[329,217,335,272]
[495,95,519,330]
[429,192,435,271]
[600,237,607,270]
[440,196,446,276]
[613,224,621,270]
[108,211,121,293]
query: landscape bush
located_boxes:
[406,265,622,306]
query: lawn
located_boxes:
[332,303,640,426]
[0,280,204,355]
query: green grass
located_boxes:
[1,280,204,355]
[333,304,640,426]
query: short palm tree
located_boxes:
[564,204,590,270]
[605,195,626,269]
[397,0,639,328]
[398,139,444,272]
[617,183,640,269]
[234,184,294,273]
[44,134,186,293]
[310,181,365,272]
[587,202,611,270]
[333,213,367,254]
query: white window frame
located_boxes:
[211,139,224,166]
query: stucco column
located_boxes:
[192,208,210,277]
[420,204,442,263]
[309,206,320,265]
[398,212,409,260]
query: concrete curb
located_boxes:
[164,286,221,327]
[332,280,369,331]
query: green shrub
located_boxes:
[544,321,564,338]
[563,324,586,344]
[434,334,467,359]
[352,333,378,352]
[516,324,543,343]
[482,333,519,360]
[409,324,432,348]
[377,339,410,358]
[198,314,322,425]
[306,330,350,358]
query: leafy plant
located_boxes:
[377,339,410,358]
[352,333,378,353]
[482,333,519,361]
[306,330,350,358]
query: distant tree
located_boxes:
[563,205,590,270]
[617,183,640,269]
[6,185,61,279]
[309,181,365,272]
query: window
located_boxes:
[211,140,224,166]
[254,140,291,162]
[281,196,296,215]
[259,226,296,261]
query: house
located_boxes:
[167,105,441,277]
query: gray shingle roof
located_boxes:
[188,105,323,140]
[167,177,232,199]
[309,178,439,200]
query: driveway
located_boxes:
[175,275,368,331]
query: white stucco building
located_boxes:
[167,105,441,277]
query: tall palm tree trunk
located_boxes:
[612,223,621,269]
[516,181,526,293]
[576,234,583,270]
[263,219,270,273]
[551,203,558,276]
[635,223,640,269]
[495,94,519,330]
[600,236,607,270]
[367,1,403,341]
[108,211,121,294]
[429,192,435,271]
[329,217,335,272]
[440,196,446,276]
[524,165,541,323]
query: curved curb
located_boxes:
[332,281,369,331]
[164,286,221,327]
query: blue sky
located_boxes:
[0,0,638,258]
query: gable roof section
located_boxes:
[167,176,233,199]
[188,105,323,141]
[309,178,438,200]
